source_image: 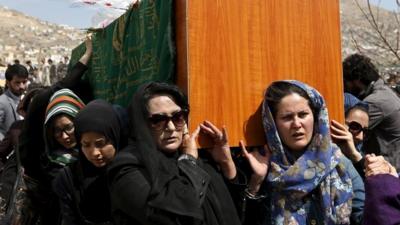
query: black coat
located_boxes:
[108,148,242,225]
[53,99,126,225]
[53,162,113,225]
[15,62,91,225]
[108,82,241,225]
[19,62,91,183]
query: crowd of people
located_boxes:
[0,35,398,225]
[1,56,70,92]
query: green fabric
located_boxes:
[70,0,175,106]
[49,148,79,166]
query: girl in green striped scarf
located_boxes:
[43,88,85,179]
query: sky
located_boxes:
[370,0,398,10]
[0,0,128,28]
[0,0,398,29]
[0,0,94,28]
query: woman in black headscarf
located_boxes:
[53,99,126,225]
[108,82,241,225]
[0,35,93,225]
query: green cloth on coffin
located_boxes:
[69,0,175,107]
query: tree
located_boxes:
[345,0,400,69]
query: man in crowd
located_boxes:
[48,59,57,84]
[56,56,69,82]
[0,64,28,140]
[26,60,36,84]
[40,58,51,86]
[343,53,400,170]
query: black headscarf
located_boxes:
[74,99,121,152]
[127,82,193,211]
[72,98,124,180]
[126,82,240,225]
[71,99,123,223]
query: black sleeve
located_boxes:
[55,62,89,93]
[177,156,210,204]
[0,130,13,160]
[108,152,210,224]
[19,62,89,181]
[220,167,248,222]
[108,158,150,224]
[53,168,81,225]
[242,195,270,225]
[224,153,268,225]
[0,121,23,160]
[52,61,93,103]
[353,157,365,180]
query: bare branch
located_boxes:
[393,3,400,51]
[366,0,400,61]
[346,0,400,64]
[375,0,381,24]
[394,9,400,28]
[352,28,393,52]
[354,0,374,26]
[350,29,364,54]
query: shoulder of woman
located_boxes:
[53,166,75,196]
[339,154,352,166]
[107,147,142,173]
[337,155,365,185]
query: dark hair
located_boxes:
[142,82,189,117]
[19,88,43,114]
[342,54,379,85]
[345,104,369,118]
[265,81,316,118]
[46,113,74,150]
[5,64,28,81]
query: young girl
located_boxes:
[54,99,124,225]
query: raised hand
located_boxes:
[79,33,93,65]
[330,120,362,162]
[200,120,236,179]
[200,121,230,163]
[180,125,201,158]
[365,154,398,178]
[84,33,93,55]
[240,141,271,194]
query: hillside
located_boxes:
[340,0,400,70]
[0,5,84,66]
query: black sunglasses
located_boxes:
[148,109,188,131]
[347,121,368,135]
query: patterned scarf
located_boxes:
[262,80,353,225]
